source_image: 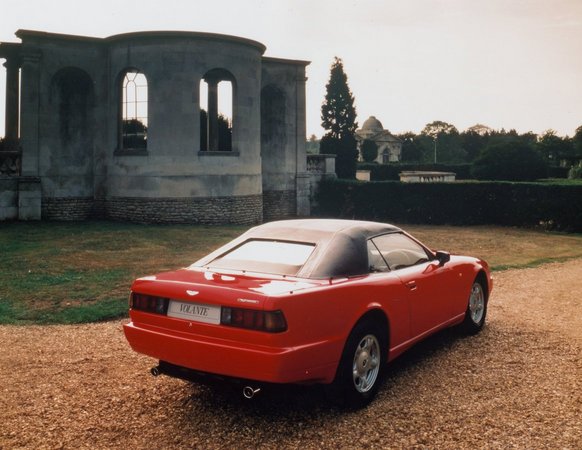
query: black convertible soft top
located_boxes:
[192,219,403,278]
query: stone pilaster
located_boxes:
[295,69,309,215]
[18,177,41,220]
[19,49,42,176]
[207,79,219,151]
[3,58,20,140]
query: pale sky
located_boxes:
[1,0,581,138]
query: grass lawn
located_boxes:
[1,220,581,325]
[0,221,246,325]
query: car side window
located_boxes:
[367,240,389,273]
[371,233,430,271]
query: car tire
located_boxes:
[461,279,487,335]
[325,318,386,409]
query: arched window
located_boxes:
[200,69,234,151]
[121,70,148,149]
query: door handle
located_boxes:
[405,280,417,290]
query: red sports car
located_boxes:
[124,219,492,407]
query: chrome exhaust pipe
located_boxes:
[150,366,161,377]
[242,386,261,399]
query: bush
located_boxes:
[122,119,147,149]
[569,165,582,179]
[315,179,582,232]
[472,141,548,181]
[321,134,358,179]
[361,139,378,163]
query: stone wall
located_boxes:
[1,176,332,224]
[263,190,296,221]
[0,176,41,220]
[0,178,18,220]
[104,195,263,224]
[261,58,310,216]
[42,197,94,220]
[1,30,310,225]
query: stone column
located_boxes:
[19,49,42,176]
[294,68,310,216]
[207,78,219,151]
[4,58,20,140]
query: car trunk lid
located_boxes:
[130,268,320,310]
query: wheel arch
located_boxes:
[325,306,390,407]
[474,270,490,301]
[351,308,390,354]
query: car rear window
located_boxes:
[207,240,316,275]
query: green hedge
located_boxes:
[315,179,582,232]
[357,163,473,181]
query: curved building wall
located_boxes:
[102,33,263,223]
[6,30,308,224]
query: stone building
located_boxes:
[356,116,402,163]
[0,30,310,223]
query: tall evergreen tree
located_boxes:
[321,57,358,139]
[320,57,358,178]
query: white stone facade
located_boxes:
[355,116,402,164]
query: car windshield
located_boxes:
[207,239,316,276]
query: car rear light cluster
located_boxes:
[220,307,287,333]
[130,293,169,315]
[131,292,287,333]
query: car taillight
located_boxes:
[130,292,169,315]
[220,307,287,333]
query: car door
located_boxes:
[370,233,453,338]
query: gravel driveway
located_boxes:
[1,260,581,449]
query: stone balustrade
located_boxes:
[307,154,336,176]
[0,150,22,176]
[399,171,456,183]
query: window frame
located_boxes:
[199,70,235,153]
[116,69,149,155]
[204,238,317,276]
[367,232,434,272]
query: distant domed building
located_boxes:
[355,116,402,163]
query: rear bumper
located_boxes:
[123,321,339,384]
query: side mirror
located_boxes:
[435,250,450,266]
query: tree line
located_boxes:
[317,57,582,181]
[397,123,582,165]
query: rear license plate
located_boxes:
[167,300,221,324]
